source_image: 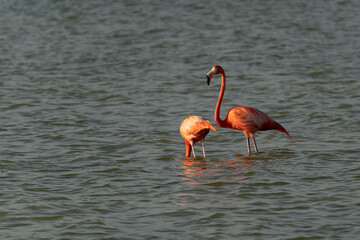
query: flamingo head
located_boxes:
[206,65,224,85]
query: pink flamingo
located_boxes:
[180,115,216,157]
[206,65,292,154]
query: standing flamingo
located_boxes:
[206,65,291,154]
[180,115,216,158]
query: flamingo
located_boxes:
[180,115,216,158]
[206,65,292,154]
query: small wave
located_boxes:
[7,103,35,109]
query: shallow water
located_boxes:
[1,0,359,239]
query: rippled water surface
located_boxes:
[1,0,359,239]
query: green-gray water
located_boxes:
[1,0,359,239]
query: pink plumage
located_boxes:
[180,116,216,158]
[206,65,291,154]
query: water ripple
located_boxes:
[1,0,360,239]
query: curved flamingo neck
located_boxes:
[215,72,227,128]
[185,141,191,157]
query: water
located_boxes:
[1,0,359,239]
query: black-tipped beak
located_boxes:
[206,75,210,85]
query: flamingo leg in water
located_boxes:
[190,141,196,158]
[201,139,206,157]
[251,135,259,153]
[245,136,251,154]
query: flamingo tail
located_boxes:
[203,121,216,132]
[273,121,292,140]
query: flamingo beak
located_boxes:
[206,69,215,85]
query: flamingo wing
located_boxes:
[225,106,291,138]
[224,107,270,132]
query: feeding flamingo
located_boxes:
[180,115,216,158]
[206,65,291,154]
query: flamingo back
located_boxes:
[225,106,277,133]
[180,116,216,143]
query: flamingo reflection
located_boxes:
[176,157,256,208]
[178,157,255,186]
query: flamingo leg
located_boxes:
[246,136,251,154]
[190,141,196,158]
[251,135,258,153]
[201,139,206,157]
